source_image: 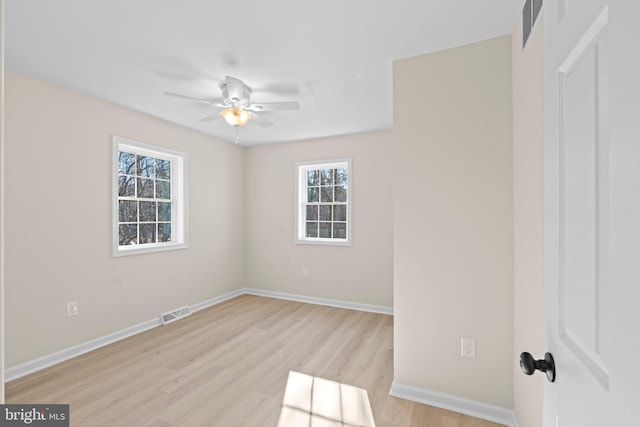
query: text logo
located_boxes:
[0,405,69,426]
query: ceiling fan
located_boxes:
[165,75,300,130]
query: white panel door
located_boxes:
[544,0,640,426]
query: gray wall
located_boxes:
[512,17,544,427]
[392,35,514,408]
[4,71,245,367]
[244,132,393,308]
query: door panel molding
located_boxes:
[557,6,610,389]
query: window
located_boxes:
[296,158,352,246]
[112,136,188,256]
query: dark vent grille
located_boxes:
[533,0,543,23]
[160,306,192,325]
[523,0,532,47]
[523,0,543,49]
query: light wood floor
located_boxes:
[6,295,505,427]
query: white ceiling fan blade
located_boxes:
[249,112,273,128]
[164,92,226,107]
[247,101,300,112]
[199,112,223,122]
[225,76,245,102]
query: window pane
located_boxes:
[306,222,318,238]
[319,222,332,238]
[297,160,350,244]
[158,223,171,242]
[333,205,347,221]
[335,185,347,202]
[158,202,171,222]
[139,201,156,222]
[137,155,155,177]
[137,178,154,198]
[119,200,137,222]
[156,159,171,179]
[114,137,186,254]
[156,180,170,199]
[307,170,319,186]
[118,176,135,197]
[320,186,334,202]
[119,152,136,175]
[319,205,331,221]
[335,168,347,186]
[307,187,319,203]
[306,205,318,221]
[139,223,156,244]
[333,223,347,239]
[119,224,137,245]
[320,169,334,185]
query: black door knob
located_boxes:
[520,352,556,382]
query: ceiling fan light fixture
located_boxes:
[221,108,251,127]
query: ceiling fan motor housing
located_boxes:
[166,75,300,131]
[221,83,251,107]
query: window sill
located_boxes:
[113,242,188,257]
[295,238,352,247]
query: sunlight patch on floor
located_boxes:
[277,371,376,427]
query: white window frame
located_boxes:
[295,158,352,246]
[112,136,188,257]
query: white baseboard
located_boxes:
[5,289,244,383]
[5,317,161,382]
[389,381,519,427]
[190,289,245,312]
[5,288,391,382]
[7,291,520,427]
[243,288,394,315]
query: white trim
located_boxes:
[5,289,243,382]
[190,289,245,312]
[5,317,160,382]
[112,135,189,257]
[4,289,389,381]
[389,381,518,427]
[557,7,608,75]
[243,288,393,315]
[295,157,352,246]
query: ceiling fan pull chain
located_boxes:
[235,125,240,144]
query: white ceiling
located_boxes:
[5,1,519,146]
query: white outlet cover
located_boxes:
[67,301,79,317]
[461,337,476,358]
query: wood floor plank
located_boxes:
[5,295,506,427]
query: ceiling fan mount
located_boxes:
[165,75,300,131]
[220,81,251,108]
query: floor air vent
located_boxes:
[160,306,192,325]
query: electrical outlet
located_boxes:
[461,337,475,358]
[67,301,79,317]
[302,267,309,277]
